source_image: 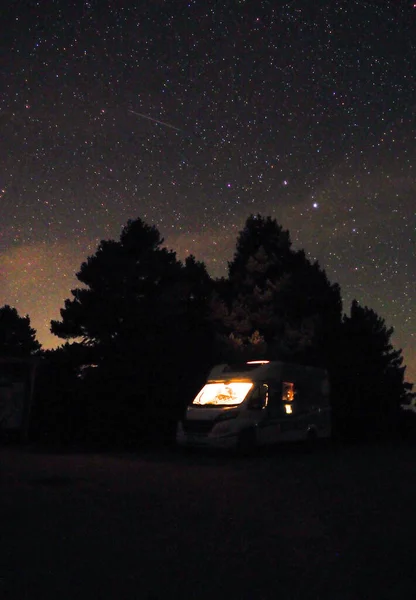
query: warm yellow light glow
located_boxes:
[282,381,295,402]
[193,382,253,406]
[284,404,293,414]
[246,360,270,365]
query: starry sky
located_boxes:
[1,0,415,383]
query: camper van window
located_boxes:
[192,382,253,407]
[282,382,295,403]
[247,384,268,410]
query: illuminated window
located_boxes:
[193,382,253,407]
[247,383,269,410]
[282,381,295,402]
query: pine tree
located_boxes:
[0,305,41,357]
[331,300,412,438]
[214,214,342,364]
[50,218,215,444]
[51,218,181,352]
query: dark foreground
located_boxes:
[1,441,416,600]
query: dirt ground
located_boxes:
[1,441,416,599]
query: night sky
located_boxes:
[1,1,415,383]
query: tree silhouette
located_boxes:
[51,218,181,349]
[0,305,41,357]
[330,300,412,439]
[212,214,342,364]
[51,218,215,445]
[31,343,87,445]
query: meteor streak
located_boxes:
[128,109,182,132]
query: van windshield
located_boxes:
[192,382,253,407]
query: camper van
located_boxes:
[176,360,331,450]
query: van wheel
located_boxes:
[236,428,256,455]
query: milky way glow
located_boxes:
[1,1,415,383]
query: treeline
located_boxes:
[1,215,415,447]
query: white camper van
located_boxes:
[176,360,331,450]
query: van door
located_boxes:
[257,381,283,445]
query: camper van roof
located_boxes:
[223,361,270,372]
[207,361,282,381]
[206,360,329,383]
